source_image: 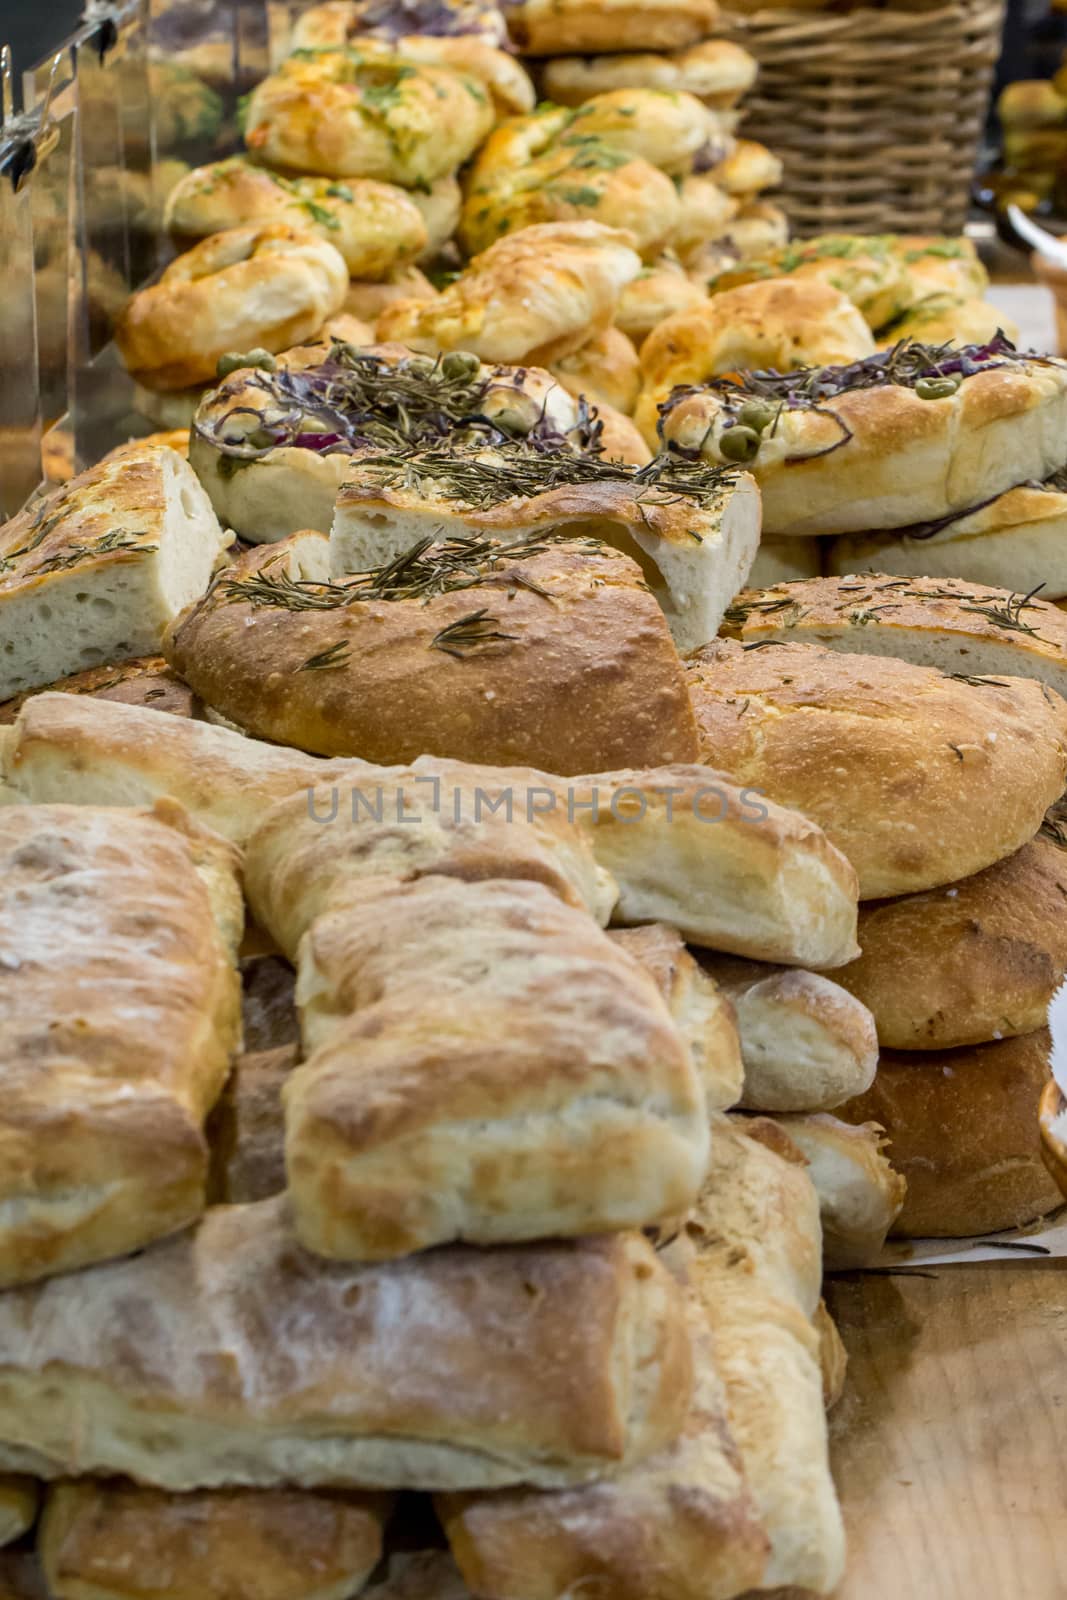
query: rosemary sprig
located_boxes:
[299,640,352,671]
[948,673,1010,687]
[957,584,1046,638]
[430,609,517,657]
[34,530,154,573]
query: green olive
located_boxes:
[491,405,534,436]
[441,350,481,380]
[216,349,277,378]
[914,375,961,400]
[738,399,775,433]
[719,425,761,462]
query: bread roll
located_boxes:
[688,639,1067,898]
[830,835,1067,1049]
[579,764,860,967]
[828,476,1067,600]
[0,447,228,702]
[707,234,908,330]
[39,1483,388,1600]
[682,1117,845,1594]
[0,803,241,1286]
[610,924,744,1110]
[0,657,197,725]
[329,449,759,655]
[290,0,510,51]
[540,40,757,109]
[770,1114,906,1268]
[277,876,711,1258]
[504,0,719,56]
[164,529,702,773]
[550,325,642,416]
[0,1477,37,1548]
[837,1030,1062,1237]
[0,693,355,845]
[724,574,1067,698]
[695,955,878,1112]
[658,340,1067,538]
[0,1200,692,1492]
[616,261,709,347]
[437,1303,770,1600]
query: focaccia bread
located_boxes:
[694,954,878,1112]
[770,1114,907,1268]
[838,1029,1062,1237]
[327,448,760,655]
[657,338,1067,537]
[164,528,702,773]
[39,1482,388,1600]
[0,1199,692,1492]
[271,876,710,1258]
[688,639,1067,898]
[610,924,744,1110]
[0,447,228,702]
[437,1304,769,1600]
[828,474,1067,599]
[0,802,241,1285]
[723,574,1067,698]
[0,1476,37,1548]
[831,834,1067,1050]
[0,692,358,845]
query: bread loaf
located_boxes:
[688,639,1067,898]
[164,529,702,773]
[769,1114,906,1267]
[837,1030,1062,1236]
[38,1482,387,1600]
[0,447,228,701]
[695,954,878,1112]
[829,835,1067,1049]
[0,803,241,1285]
[0,1200,691,1491]
[275,877,710,1258]
[724,575,1067,698]
[610,924,744,1110]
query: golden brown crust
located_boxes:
[540,41,757,107]
[101,429,190,463]
[0,658,198,726]
[0,803,241,1285]
[707,234,908,329]
[506,0,718,54]
[116,225,349,391]
[0,1201,693,1491]
[708,139,782,198]
[770,1114,906,1268]
[164,532,701,773]
[617,262,709,347]
[830,836,1067,1049]
[837,1030,1063,1237]
[39,1482,388,1600]
[687,638,1067,898]
[550,325,642,415]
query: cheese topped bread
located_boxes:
[0,446,228,702]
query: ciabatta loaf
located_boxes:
[39,1482,388,1600]
[0,802,241,1285]
[0,1200,691,1491]
[0,447,228,700]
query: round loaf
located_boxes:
[289,0,510,50]
[242,47,495,185]
[635,279,875,444]
[672,176,738,259]
[828,479,1067,598]
[687,638,1067,899]
[115,224,348,391]
[657,341,1067,537]
[550,326,641,415]
[828,835,1067,1050]
[164,531,701,772]
[540,40,757,109]
[504,0,720,57]
[164,157,428,278]
[837,1030,1062,1237]
[377,222,641,364]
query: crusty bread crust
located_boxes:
[505,0,718,54]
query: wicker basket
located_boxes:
[722,0,1005,236]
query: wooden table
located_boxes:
[825,1263,1067,1598]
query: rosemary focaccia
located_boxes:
[327,447,761,653]
[827,472,1067,599]
[165,156,429,278]
[243,46,494,186]
[0,1198,692,1491]
[289,0,511,52]
[164,523,701,773]
[0,445,228,703]
[658,337,1067,538]
[189,342,606,542]
[0,802,241,1286]
[39,1482,388,1600]
[723,574,1067,699]
[688,638,1067,899]
[767,1115,906,1268]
